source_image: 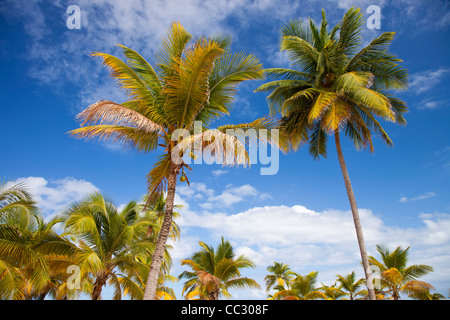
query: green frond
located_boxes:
[164,38,224,129]
[337,7,364,57]
[308,90,338,123]
[281,35,319,73]
[69,124,159,152]
[156,21,193,77]
[146,153,173,196]
[116,44,162,96]
[91,52,154,102]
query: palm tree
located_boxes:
[336,271,365,300]
[264,261,296,293]
[255,8,408,300]
[179,237,260,300]
[60,192,158,300]
[272,271,326,300]
[368,245,434,300]
[119,254,178,300]
[119,195,180,300]
[319,283,347,300]
[0,209,76,299]
[69,22,272,299]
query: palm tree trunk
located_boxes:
[143,161,178,300]
[92,274,107,300]
[334,130,376,300]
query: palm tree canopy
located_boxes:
[69,22,273,197]
[369,245,434,299]
[60,192,163,299]
[369,245,433,281]
[264,261,297,292]
[0,191,77,300]
[0,179,38,222]
[255,7,408,158]
[336,271,365,299]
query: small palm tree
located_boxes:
[60,192,157,300]
[272,271,326,300]
[255,8,408,300]
[179,237,260,300]
[336,271,365,300]
[69,22,273,299]
[319,283,347,300]
[264,262,296,293]
[409,288,445,300]
[369,245,434,300]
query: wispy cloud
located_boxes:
[416,98,450,111]
[400,192,436,203]
[409,67,450,94]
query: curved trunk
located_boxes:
[143,161,178,300]
[334,131,376,300]
[92,274,107,300]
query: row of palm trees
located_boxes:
[0,180,179,300]
[265,247,443,300]
[1,181,444,300]
[65,7,410,300]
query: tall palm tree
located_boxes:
[368,245,434,300]
[60,192,158,300]
[272,271,326,300]
[179,237,260,300]
[336,271,365,300]
[255,8,408,300]
[69,22,271,299]
[264,261,296,293]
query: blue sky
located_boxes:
[1,0,450,299]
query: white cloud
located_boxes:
[409,67,450,94]
[417,99,449,111]
[211,169,229,177]
[400,192,436,203]
[176,183,270,209]
[206,184,259,207]
[6,176,99,217]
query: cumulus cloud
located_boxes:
[6,176,99,217]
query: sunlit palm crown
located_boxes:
[69,22,272,196]
[256,8,408,158]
